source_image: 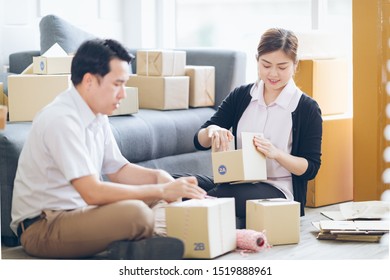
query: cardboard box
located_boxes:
[32,42,73,75]
[212,132,267,183]
[185,65,215,107]
[136,50,186,76]
[246,199,300,245]
[126,75,189,110]
[306,117,353,207]
[0,82,7,106]
[0,105,7,130]
[294,58,349,116]
[111,87,139,116]
[166,198,236,259]
[7,74,71,121]
[33,56,73,74]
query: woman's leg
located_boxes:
[207,182,286,218]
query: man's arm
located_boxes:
[107,163,174,185]
[71,164,205,205]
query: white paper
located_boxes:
[42,43,68,57]
[339,201,390,220]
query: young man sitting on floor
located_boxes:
[10,39,206,260]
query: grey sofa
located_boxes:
[0,15,246,247]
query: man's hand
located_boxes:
[156,169,175,184]
[161,176,206,203]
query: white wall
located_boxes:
[0,0,129,72]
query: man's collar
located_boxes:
[69,85,98,128]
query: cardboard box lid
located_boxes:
[319,220,389,232]
[167,197,234,208]
[248,198,300,207]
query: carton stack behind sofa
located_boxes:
[0,15,246,246]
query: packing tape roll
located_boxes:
[236,229,270,252]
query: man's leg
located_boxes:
[20,200,154,258]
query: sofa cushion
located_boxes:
[109,108,215,163]
[39,14,96,54]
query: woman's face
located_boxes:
[257,49,296,94]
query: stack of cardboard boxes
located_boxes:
[7,44,138,122]
[127,50,215,110]
[294,58,353,207]
[7,44,72,122]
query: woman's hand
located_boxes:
[253,135,308,175]
[161,176,206,203]
[207,125,234,151]
[253,135,280,159]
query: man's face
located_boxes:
[88,58,130,115]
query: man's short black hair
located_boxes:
[71,39,133,86]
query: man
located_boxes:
[10,39,206,259]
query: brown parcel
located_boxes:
[185,65,215,107]
[7,74,70,122]
[246,199,300,245]
[126,75,189,110]
[0,105,7,130]
[1,82,7,106]
[212,132,267,183]
[136,50,186,76]
[166,198,236,259]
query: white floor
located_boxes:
[1,203,389,260]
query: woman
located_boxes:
[193,28,322,226]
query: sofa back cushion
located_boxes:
[39,14,96,54]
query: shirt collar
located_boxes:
[251,78,299,109]
[69,85,102,128]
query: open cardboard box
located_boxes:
[32,43,73,75]
[211,132,267,183]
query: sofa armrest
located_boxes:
[9,50,41,74]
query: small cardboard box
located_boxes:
[111,87,139,116]
[136,50,186,76]
[33,56,73,75]
[32,42,73,75]
[0,105,7,130]
[212,132,267,183]
[166,198,236,259]
[0,82,7,106]
[246,199,300,245]
[7,74,71,121]
[185,65,215,107]
[294,58,349,116]
[126,74,189,110]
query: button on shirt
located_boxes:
[10,86,129,235]
[237,78,302,200]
